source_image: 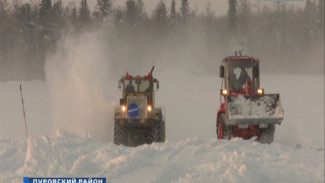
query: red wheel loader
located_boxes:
[217,55,284,143]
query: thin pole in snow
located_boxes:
[20,84,29,139]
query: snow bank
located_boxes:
[0,131,323,183]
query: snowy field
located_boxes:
[0,71,324,182]
[1,131,324,183]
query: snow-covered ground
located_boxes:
[0,131,324,182]
[0,71,323,182]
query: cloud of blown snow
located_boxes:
[45,30,117,142]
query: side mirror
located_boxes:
[253,65,259,78]
[118,80,122,89]
[154,79,159,90]
[219,65,224,78]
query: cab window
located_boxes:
[124,79,137,93]
[139,80,150,92]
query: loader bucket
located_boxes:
[224,94,284,125]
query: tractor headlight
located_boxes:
[220,89,228,95]
[147,105,152,112]
[257,88,264,95]
[121,105,127,112]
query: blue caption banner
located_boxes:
[23,177,106,183]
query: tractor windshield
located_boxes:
[227,60,253,91]
[124,79,137,93]
[139,80,150,92]
[124,79,151,93]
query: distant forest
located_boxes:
[0,0,324,81]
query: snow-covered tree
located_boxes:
[125,0,146,25]
[39,0,52,32]
[238,0,250,20]
[153,1,168,36]
[171,0,176,19]
[303,0,319,44]
[79,0,90,26]
[205,1,214,18]
[126,0,137,24]
[70,4,78,26]
[228,0,237,32]
[93,0,112,23]
[180,0,190,23]
[154,1,167,25]
[169,0,179,28]
[0,0,10,71]
[317,0,324,32]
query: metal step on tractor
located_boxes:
[217,53,284,143]
[114,66,165,147]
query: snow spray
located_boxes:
[45,30,116,142]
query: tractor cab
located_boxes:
[220,56,262,95]
[117,66,159,118]
[119,73,159,95]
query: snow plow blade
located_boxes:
[225,94,284,125]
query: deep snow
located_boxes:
[0,130,324,183]
[0,71,323,182]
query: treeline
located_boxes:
[0,0,323,81]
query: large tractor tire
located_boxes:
[257,124,275,144]
[114,121,128,145]
[153,120,165,142]
[146,120,165,144]
[146,128,154,144]
[161,122,166,142]
[217,113,232,139]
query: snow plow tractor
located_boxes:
[114,66,165,147]
[217,55,284,143]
